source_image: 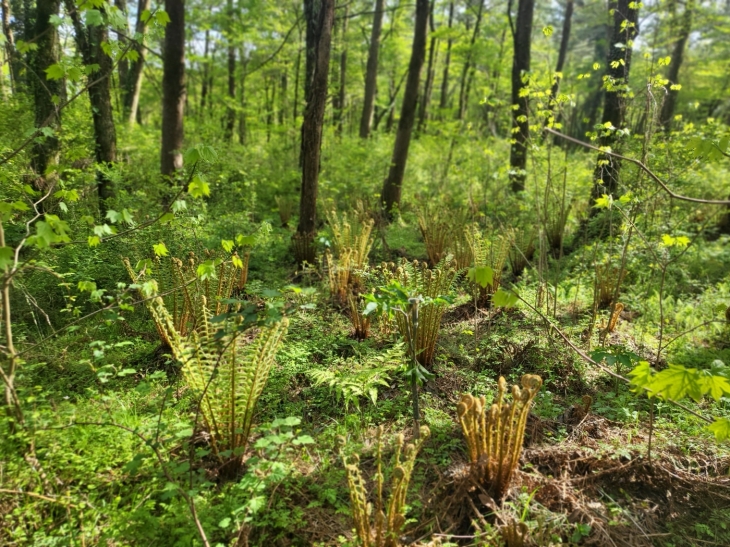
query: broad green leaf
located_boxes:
[647,364,703,402]
[707,418,730,442]
[0,247,13,269]
[153,242,169,257]
[188,175,210,199]
[492,288,518,308]
[467,266,494,289]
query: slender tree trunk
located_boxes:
[590,0,639,201]
[238,49,248,144]
[115,0,129,103]
[417,0,437,132]
[293,27,302,122]
[296,0,335,263]
[380,0,429,213]
[30,0,64,197]
[224,0,236,142]
[161,0,185,179]
[359,0,385,138]
[549,0,573,107]
[457,0,484,120]
[508,0,535,193]
[279,66,287,126]
[1,0,20,91]
[439,1,454,111]
[124,0,151,126]
[335,4,348,135]
[660,0,693,131]
[65,0,118,212]
[200,29,210,115]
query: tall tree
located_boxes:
[1,0,20,91]
[114,0,129,100]
[65,0,118,212]
[660,0,694,130]
[508,0,535,193]
[30,0,64,196]
[417,0,437,131]
[334,3,347,135]
[457,0,485,121]
[549,0,574,109]
[438,1,454,111]
[124,0,151,125]
[380,0,429,213]
[359,0,384,138]
[295,0,334,263]
[161,0,186,178]
[590,0,639,202]
[224,0,236,142]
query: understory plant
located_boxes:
[339,425,430,547]
[465,227,509,306]
[150,296,289,467]
[457,375,542,499]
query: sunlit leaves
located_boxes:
[153,242,169,257]
[492,288,518,308]
[661,234,690,248]
[467,266,494,289]
[0,247,13,270]
[188,175,211,199]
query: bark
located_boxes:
[549,0,573,106]
[1,0,20,91]
[279,67,287,126]
[293,27,302,121]
[380,0,429,213]
[224,0,236,142]
[65,0,118,212]
[508,0,535,193]
[590,0,639,201]
[438,1,454,111]
[296,0,334,262]
[660,0,693,131]
[114,0,129,101]
[161,0,185,178]
[30,0,64,197]
[417,0,437,132]
[334,4,347,135]
[457,0,484,121]
[124,0,151,125]
[359,0,384,138]
[238,49,248,144]
[200,29,210,115]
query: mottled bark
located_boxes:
[161,0,185,178]
[508,0,535,192]
[591,0,639,201]
[1,0,20,91]
[30,0,64,197]
[549,0,573,106]
[359,0,384,138]
[660,0,693,131]
[381,0,429,212]
[296,0,334,262]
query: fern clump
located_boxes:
[150,297,288,466]
[594,260,625,309]
[387,258,456,367]
[417,208,451,267]
[507,227,536,277]
[325,207,374,273]
[457,375,542,499]
[340,425,430,547]
[465,226,509,305]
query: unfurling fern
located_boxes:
[457,375,542,498]
[465,227,509,305]
[150,297,288,465]
[339,425,430,547]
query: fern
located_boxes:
[465,226,509,305]
[151,296,288,463]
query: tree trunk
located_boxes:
[335,4,348,135]
[380,0,429,213]
[115,0,129,104]
[549,0,573,108]
[293,29,302,122]
[224,0,236,142]
[417,0,437,132]
[65,0,118,212]
[161,0,185,179]
[438,1,454,111]
[30,0,64,197]
[508,0,535,193]
[200,29,210,116]
[1,0,20,91]
[238,49,248,144]
[279,67,287,126]
[296,0,334,263]
[124,0,151,126]
[457,0,484,121]
[359,0,384,138]
[590,0,639,202]
[660,0,693,131]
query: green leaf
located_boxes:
[221,239,234,253]
[45,64,65,80]
[0,247,13,269]
[155,10,171,25]
[188,175,211,199]
[628,361,655,393]
[707,418,730,442]
[153,242,169,257]
[196,260,217,280]
[647,364,703,402]
[492,288,518,308]
[85,9,104,26]
[467,266,494,289]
